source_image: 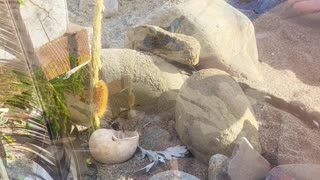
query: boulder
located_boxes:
[227,137,270,180]
[140,0,261,80]
[100,49,187,110]
[20,0,69,48]
[127,25,201,66]
[149,170,200,180]
[267,164,320,180]
[175,69,261,164]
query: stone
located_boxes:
[140,0,261,80]
[242,86,320,165]
[89,129,139,164]
[100,49,187,111]
[208,154,229,180]
[227,137,270,180]
[127,25,201,66]
[104,0,119,18]
[149,170,200,180]
[267,164,320,180]
[175,69,261,164]
[20,0,69,49]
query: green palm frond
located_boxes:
[0,0,83,179]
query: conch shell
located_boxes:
[89,129,139,164]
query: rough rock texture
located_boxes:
[208,154,229,180]
[140,0,261,80]
[243,87,320,165]
[175,69,261,164]
[237,2,320,122]
[100,49,187,109]
[267,164,320,180]
[227,137,270,180]
[149,170,200,180]
[127,25,201,66]
[20,0,68,48]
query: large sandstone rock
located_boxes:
[175,69,261,164]
[100,49,187,110]
[140,0,261,80]
[127,25,201,66]
[20,0,69,49]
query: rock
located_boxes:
[175,69,261,164]
[140,0,261,80]
[89,129,139,164]
[243,87,320,165]
[267,164,320,180]
[227,137,270,180]
[157,90,179,113]
[20,0,69,48]
[104,0,119,18]
[127,25,201,66]
[208,154,229,180]
[149,170,200,180]
[100,49,187,110]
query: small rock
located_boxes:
[127,25,201,66]
[208,154,229,180]
[267,164,320,180]
[104,0,119,18]
[149,170,200,180]
[20,0,69,48]
[175,69,261,164]
[100,49,187,111]
[227,137,270,180]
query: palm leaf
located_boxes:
[0,0,83,179]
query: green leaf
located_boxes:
[18,0,26,5]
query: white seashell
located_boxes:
[89,129,139,164]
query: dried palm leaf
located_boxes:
[0,0,83,179]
